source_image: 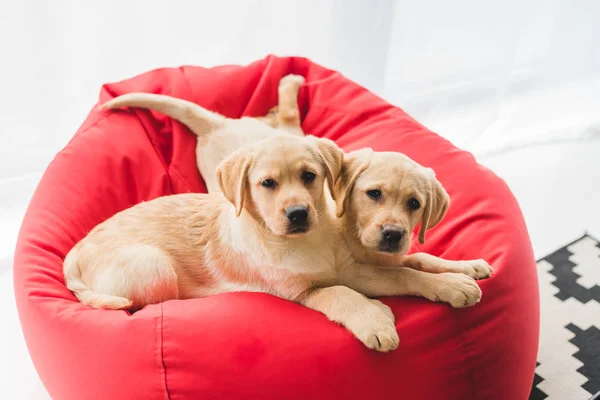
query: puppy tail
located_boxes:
[101,93,226,137]
[63,250,133,310]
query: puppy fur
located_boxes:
[102,74,306,193]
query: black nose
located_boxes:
[286,205,309,226]
[381,226,404,244]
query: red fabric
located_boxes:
[14,55,540,400]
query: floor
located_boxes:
[1,139,599,399]
[532,234,600,399]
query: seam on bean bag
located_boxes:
[457,322,479,399]
[302,71,341,87]
[125,106,195,194]
[241,59,274,116]
[165,66,207,192]
[128,110,175,194]
[52,113,111,164]
[169,167,194,194]
[159,303,172,400]
[309,104,424,129]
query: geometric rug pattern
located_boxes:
[530,234,600,400]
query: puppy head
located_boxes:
[335,149,449,254]
[216,135,343,236]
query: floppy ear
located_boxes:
[215,149,253,217]
[313,138,344,199]
[333,149,372,218]
[418,170,450,245]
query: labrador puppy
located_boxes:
[333,149,493,308]
[101,74,305,192]
[64,135,400,352]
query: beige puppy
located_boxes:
[333,149,493,307]
[102,74,305,192]
[64,135,400,351]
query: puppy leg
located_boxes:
[401,253,493,280]
[259,106,280,128]
[91,245,179,310]
[258,75,305,133]
[340,264,482,308]
[300,286,399,352]
[369,299,395,323]
[274,74,305,136]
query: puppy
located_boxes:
[333,149,494,308]
[101,74,306,192]
[64,135,400,352]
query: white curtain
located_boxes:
[1,0,599,236]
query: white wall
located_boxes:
[384,0,600,154]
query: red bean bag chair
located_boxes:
[14,55,539,400]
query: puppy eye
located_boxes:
[408,198,421,210]
[301,171,316,184]
[261,179,276,188]
[366,189,382,200]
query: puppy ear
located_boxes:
[418,170,450,245]
[334,149,372,218]
[216,149,253,217]
[313,138,344,199]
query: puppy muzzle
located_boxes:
[285,205,310,234]
[378,225,405,253]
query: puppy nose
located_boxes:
[381,226,404,243]
[286,205,309,225]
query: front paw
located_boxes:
[457,259,493,280]
[430,273,482,308]
[349,304,399,352]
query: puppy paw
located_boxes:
[355,319,400,353]
[369,299,395,323]
[431,273,482,308]
[348,304,399,352]
[458,259,494,280]
[279,74,305,89]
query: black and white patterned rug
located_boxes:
[530,234,600,400]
